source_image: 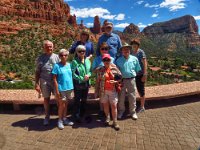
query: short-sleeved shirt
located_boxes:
[115,55,141,78]
[132,49,146,75]
[92,55,114,70]
[70,41,94,57]
[96,33,122,58]
[52,63,74,92]
[35,53,60,82]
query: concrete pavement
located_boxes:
[0,96,200,150]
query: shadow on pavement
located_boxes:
[72,114,105,129]
[11,116,57,131]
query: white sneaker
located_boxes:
[63,118,74,126]
[58,120,64,130]
[43,117,49,126]
[137,107,145,113]
[117,112,124,119]
[132,113,138,120]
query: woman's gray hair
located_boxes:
[75,45,86,53]
[43,40,53,47]
[59,49,69,55]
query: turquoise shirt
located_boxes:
[52,63,74,91]
[115,55,141,78]
[92,55,114,70]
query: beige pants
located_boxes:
[118,78,136,115]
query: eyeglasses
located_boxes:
[102,58,111,62]
[60,54,68,57]
[78,50,86,53]
[100,47,109,51]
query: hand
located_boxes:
[141,75,147,82]
[35,84,41,93]
[86,56,92,60]
[110,80,117,84]
[84,75,89,81]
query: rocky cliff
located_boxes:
[143,15,198,35]
[90,16,101,34]
[0,0,71,24]
[123,23,140,34]
[142,15,200,47]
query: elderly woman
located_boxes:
[92,42,115,118]
[71,45,91,122]
[52,49,74,130]
[92,42,115,72]
[70,29,94,59]
[96,54,122,130]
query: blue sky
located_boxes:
[64,0,200,33]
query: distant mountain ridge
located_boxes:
[143,15,198,35]
[123,15,200,49]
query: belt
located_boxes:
[123,77,134,80]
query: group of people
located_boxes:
[35,21,147,130]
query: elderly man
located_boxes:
[96,22,122,59]
[130,39,148,113]
[35,40,60,126]
[115,43,141,120]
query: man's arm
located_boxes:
[53,75,60,99]
[35,58,41,93]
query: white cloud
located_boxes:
[115,14,125,20]
[136,1,144,5]
[64,0,73,2]
[138,23,147,28]
[115,23,130,28]
[160,0,187,11]
[71,7,125,20]
[86,23,93,27]
[145,3,159,8]
[194,15,200,20]
[152,13,159,18]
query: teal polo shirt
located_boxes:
[115,55,141,78]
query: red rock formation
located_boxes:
[142,15,200,47]
[0,21,32,35]
[68,14,77,27]
[79,20,85,29]
[143,15,198,35]
[90,16,101,34]
[101,20,108,33]
[123,23,140,34]
[0,0,71,25]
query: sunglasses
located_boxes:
[103,58,111,62]
[100,47,109,51]
[78,50,86,53]
[60,54,68,57]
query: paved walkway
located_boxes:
[0,97,200,150]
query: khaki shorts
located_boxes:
[40,78,55,98]
[60,90,73,101]
[100,90,118,105]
